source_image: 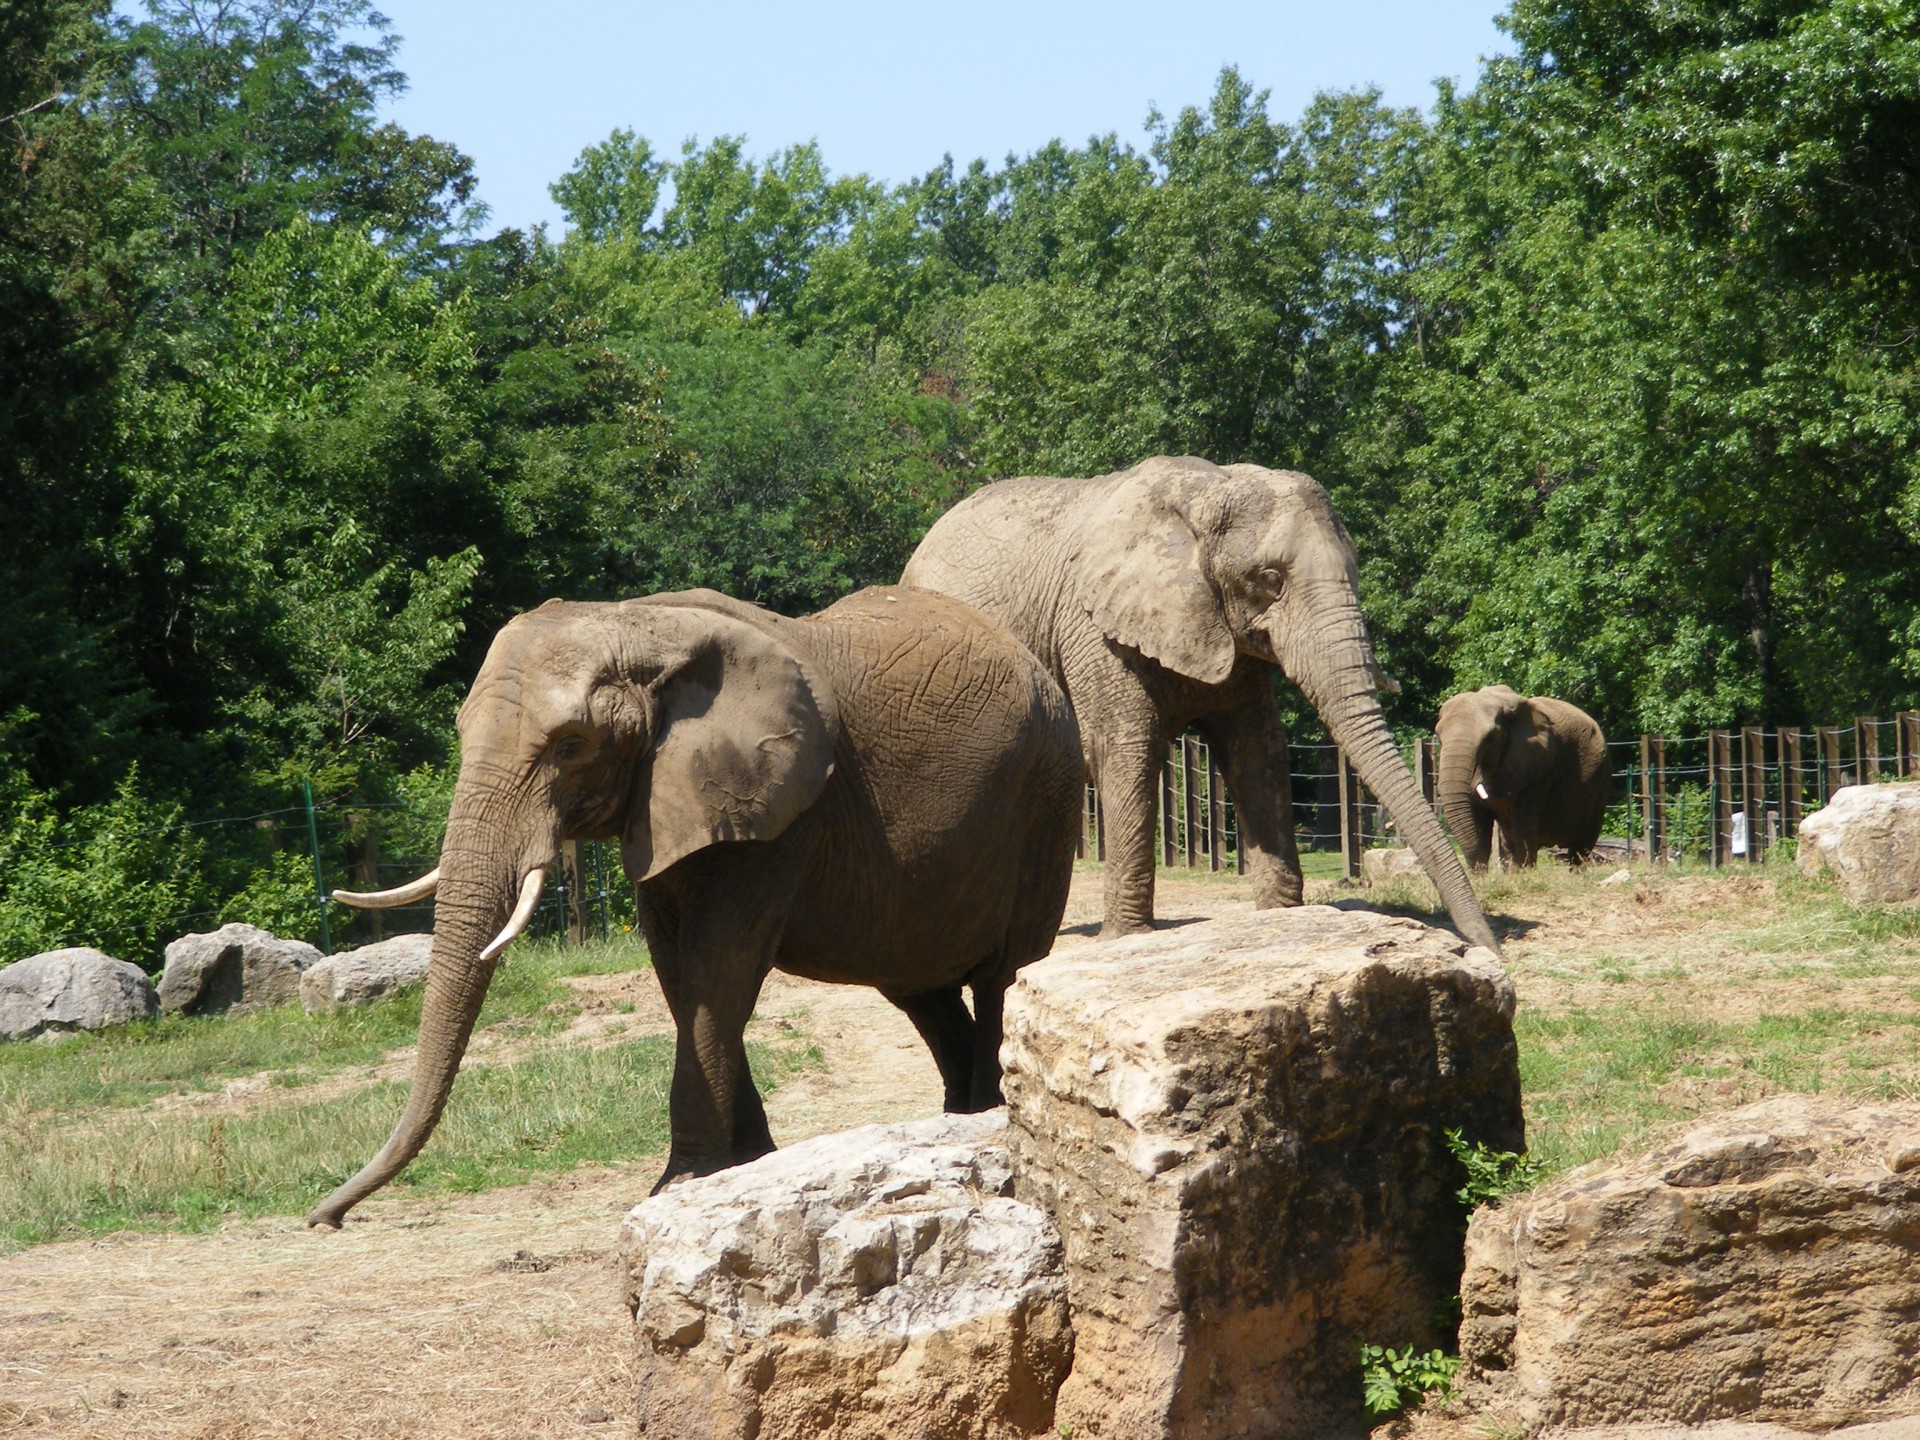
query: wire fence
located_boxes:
[1132,710,1920,877]
[77,710,1920,959]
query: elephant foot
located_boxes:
[1250,879,1305,909]
[1098,916,1155,940]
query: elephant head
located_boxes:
[1075,457,1498,952]
[308,595,837,1228]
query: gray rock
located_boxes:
[999,906,1521,1440]
[1362,845,1428,882]
[1460,1093,1920,1432]
[619,1110,1072,1440]
[299,932,433,1011]
[0,947,158,1041]
[1798,782,1920,903]
[158,923,319,1015]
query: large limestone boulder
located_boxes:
[299,932,433,1011]
[1798,782,1920,903]
[158,923,319,1015]
[619,1110,1072,1440]
[1000,906,1521,1440]
[1460,1094,1920,1432]
[0,947,157,1041]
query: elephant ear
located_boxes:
[1491,696,1557,795]
[622,605,839,883]
[1077,465,1237,684]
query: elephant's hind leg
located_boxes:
[890,986,978,1112]
[1200,682,1305,907]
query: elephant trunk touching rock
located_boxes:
[310,586,1083,1230]
[1276,603,1493,951]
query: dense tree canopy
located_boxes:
[4,0,1918,962]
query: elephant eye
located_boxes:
[550,734,589,764]
[1258,566,1284,587]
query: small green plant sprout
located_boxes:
[1360,1340,1460,1417]
[1444,1128,1547,1210]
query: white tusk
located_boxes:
[479,868,546,963]
[1475,783,1491,801]
[332,868,441,909]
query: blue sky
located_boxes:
[372,1,1513,236]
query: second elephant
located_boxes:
[904,454,1498,952]
[1435,686,1610,868]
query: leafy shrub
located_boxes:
[1360,1341,1459,1416]
[1444,1127,1546,1210]
[0,764,213,970]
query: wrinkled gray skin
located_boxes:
[904,455,1498,953]
[309,586,1082,1228]
[1436,685,1610,869]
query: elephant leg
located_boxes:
[1094,725,1166,937]
[966,978,1007,1111]
[891,986,977,1112]
[645,857,799,1192]
[1198,682,1304,908]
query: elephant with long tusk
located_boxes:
[311,585,1083,1229]
[903,455,1500,953]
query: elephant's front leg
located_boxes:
[1092,725,1166,937]
[1199,679,1304,908]
[644,861,797,1191]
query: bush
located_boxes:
[0,764,214,970]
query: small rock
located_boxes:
[159,923,318,1015]
[299,933,433,1011]
[1598,867,1632,887]
[1361,846,1427,883]
[1798,782,1920,903]
[0,948,157,1042]
[576,1406,611,1425]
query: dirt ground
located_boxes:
[3,862,1910,1438]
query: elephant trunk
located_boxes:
[307,810,522,1229]
[1275,591,1501,955]
[1437,741,1493,870]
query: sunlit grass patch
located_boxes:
[0,929,828,1250]
[1517,999,1920,1175]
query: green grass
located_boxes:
[0,933,818,1250]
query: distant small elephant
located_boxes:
[309,586,1082,1229]
[1435,686,1610,869]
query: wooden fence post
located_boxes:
[1901,711,1920,779]
[1207,744,1225,873]
[1182,736,1200,868]
[1338,749,1361,880]
[1640,735,1663,861]
[1781,730,1804,837]
[561,839,585,946]
[1860,716,1882,783]
[1708,729,1732,867]
[1162,746,1177,868]
[1414,737,1435,806]
[1819,727,1842,804]
[1740,726,1767,863]
[1094,791,1106,862]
